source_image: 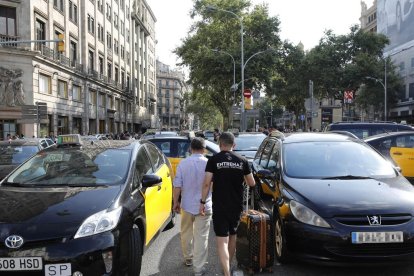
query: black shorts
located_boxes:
[212,211,242,237]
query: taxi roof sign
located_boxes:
[57,134,82,146]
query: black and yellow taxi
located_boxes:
[364,131,414,181]
[253,132,414,264]
[143,132,219,177]
[0,134,174,275]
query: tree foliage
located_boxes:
[174,0,282,129]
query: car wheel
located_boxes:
[274,213,290,263]
[127,228,143,276]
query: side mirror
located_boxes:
[395,166,402,173]
[142,174,162,188]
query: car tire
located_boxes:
[274,213,290,264]
[127,227,143,276]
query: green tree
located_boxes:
[185,88,223,130]
[175,0,282,129]
[303,26,402,118]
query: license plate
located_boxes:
[45,263,72,276]
[351,231,404,244]
[0,257,42,271]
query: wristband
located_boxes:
[200,199,206,204]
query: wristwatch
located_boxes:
[200,199,206,204]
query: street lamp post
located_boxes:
[206,5,245,130]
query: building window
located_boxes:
[114,12,118,28]
[69,1,78,24]
[87,14,95,34]
[120,0,124,10]
[121,70,125,87]
[97,0,103,12]
[58,80,68,98]
[107,62,112,79]
[88,50,94,71]
[120,45,124,59]
[114,39,119,54]
[114,66,119,83]
[411,57,414,69]
[72,85,81,101]
[126,28,129,42]
[54,0,64,12]
[0,6,16,36]
[126,51,130,63]
[69,40,77,66]
[99,93,106,107]
[409,83,414,98]
[107,32,112,49]
[109,96,114,109]
[120,20,124,35]
[39,74,51,94]
[106,3,111,20]
[35,19,46,50]
[90,90,97,105]
[99,56,104,75]
[97,23,104,42]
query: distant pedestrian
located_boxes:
[213,128,220,142]
[200,132,255,276]
[174,137,212,276]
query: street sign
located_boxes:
[243,89,252,98]
[21,103,48,122]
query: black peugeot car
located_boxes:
[252,132,414,264]
[0,135,174,275]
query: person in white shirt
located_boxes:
[173,137,212,276]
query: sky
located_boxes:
[149,0,375,69]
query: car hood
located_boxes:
[0,185,121,238]
[234,150,256,160]
[285,176,414,217]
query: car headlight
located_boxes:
[289,200,330,228]
[74,207,122,239]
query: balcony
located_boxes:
[0,34,20,47]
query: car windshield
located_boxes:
[0,145,39,165]
[5,148,131,186]
[234,134,267,151]
[283,141,396,179]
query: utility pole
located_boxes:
[309,80,314,132]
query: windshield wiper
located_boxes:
[322,175,372,180]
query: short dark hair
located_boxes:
[191,137,206,150]
[218,132,234,146]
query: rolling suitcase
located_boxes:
[236,186,274,273]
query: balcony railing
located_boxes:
[0,34,19,47]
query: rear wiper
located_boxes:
[322,175,372,180]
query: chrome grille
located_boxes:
[334,214,412,226]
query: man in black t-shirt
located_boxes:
[199,132,255,276]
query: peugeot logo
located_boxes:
[367,215,381,226]
[4,235,24,249]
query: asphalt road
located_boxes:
[141,214,414,276]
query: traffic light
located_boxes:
[58,33,64,52]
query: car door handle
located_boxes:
[157,185,161,191]
[393,152,402,156]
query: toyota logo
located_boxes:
[4,235,24,249]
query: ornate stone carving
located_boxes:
[0,67,25,107]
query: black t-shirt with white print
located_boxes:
[205,150,251,215]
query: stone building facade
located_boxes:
[156,60,187,130]
[0,0,157,139]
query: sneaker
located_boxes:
[194,266,207,276]
[185,259,193,266]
